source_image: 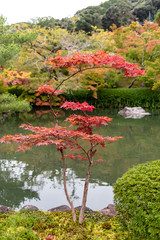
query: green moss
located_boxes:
[0,211,128,240]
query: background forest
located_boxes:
[30,0,160,32]
[0,0,160,110]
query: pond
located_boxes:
[0,108,160,211]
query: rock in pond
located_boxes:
[118,106,151,119]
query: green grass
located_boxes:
[0,211,128,240]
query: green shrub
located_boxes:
[113,160,160,240]
[0,93,31,113]
[63,88,160,109]
[4,87,160,109]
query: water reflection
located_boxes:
[0,159,113,211]
[0,159,39,208]
[0,109,160,210]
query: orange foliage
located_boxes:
[0,69,31,86]
[45,51,145,78]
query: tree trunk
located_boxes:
[79,160,93,224]
[61,150,76,222]
[128,78,136,88]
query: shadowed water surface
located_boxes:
[0,109,159,210]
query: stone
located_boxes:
[118,106,151,119]
[48,205,71,212]
[0,205,13,213]
[20,205,39,212]
[99,204,118,218]
[75,206,94,213]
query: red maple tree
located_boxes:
[0,100,121,223]
[0,51,145,223]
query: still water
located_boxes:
[0,109,159,211]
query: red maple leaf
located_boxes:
[36,85,63,96]
[61,101,96,112]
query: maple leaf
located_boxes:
[36,98,50,106]
[64,154,75,160]
[65,114,112,134]
[36,85,63,96]
[45,51,145,78]
[76,155,88,161]
[95,159,104,162]
[61,101,96,111]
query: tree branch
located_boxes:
[60,149,76,222]
[53,66,107,93]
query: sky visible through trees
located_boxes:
[0,0,106,24]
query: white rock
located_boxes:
[118,107,151,119]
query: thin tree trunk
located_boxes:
[79,160,93,224]
[128,78,136,88]
[49,95,58,127]
[60,150,76,222]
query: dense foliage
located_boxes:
[91,21,160,89]
[154,9,160,25]
[102,0,135,30]
[0,93,31,114]
[114,160,160,240]
[77,0,160,32]
[75,6,105,33]
[0,16,36,68]
[63,88,160,108]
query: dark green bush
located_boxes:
[7,86,36,104]
[5,87,160,109]
[114,160,160,240]
[63,88,160,109]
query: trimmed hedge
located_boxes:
[113,160,160,240]
[63,88,160,109]
[5,87,160,109]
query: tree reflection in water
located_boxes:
[0,110,160,210]
[0,159,39,208]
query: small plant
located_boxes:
[114,160,160,240]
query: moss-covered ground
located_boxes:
[0,211,129,239]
